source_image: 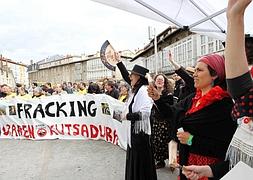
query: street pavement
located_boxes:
[0,139,177,180]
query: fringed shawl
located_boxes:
[226,117,253,169]
[125,85,153,147]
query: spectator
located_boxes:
[150,73,174,169]
[1,84,16,99]
[104,80,119,99]
[45,82,54,95]
[17,86,32,100]
[65,82,73,94]
[72,82,79,93]
[87,82,101,94]
[28,82,38,96]
[52,84,67,95]
[78,82,87,95]
[0,84,6,98]
[32,87,45,98]
[118,83,130,102]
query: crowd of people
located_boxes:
[1,0,253,180]
[116,0,253,179]
[0,80,131,102]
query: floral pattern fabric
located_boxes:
[186,86,230,115]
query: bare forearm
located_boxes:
[225,8,249,78]
[171,61,181,70]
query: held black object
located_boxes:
[100,40,116,71]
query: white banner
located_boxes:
[0,94,128,150]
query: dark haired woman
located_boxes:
[148,54,237,180]
[150,74,174,169]
[88,82,101,94]
[182,0,253,179]
[116,56,157,180]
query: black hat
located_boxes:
[130,65,149,77]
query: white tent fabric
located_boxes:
[91,0,253,41]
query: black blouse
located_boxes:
[209,72,253,179]
[227,71,253,119]
[154,93,237,163]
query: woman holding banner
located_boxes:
[116,56,157,180]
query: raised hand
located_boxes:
[168,50,180,70]
[114,52,122,63]
[147,84,160,100]
[225,0,252,78]
[145,73,154,85]
[227,0,252,19]
[168,50,173,63]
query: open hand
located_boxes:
[168,50,174,63]
[168,50,180,70]
[147,84,160,100]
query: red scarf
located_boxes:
[186,86,230,115]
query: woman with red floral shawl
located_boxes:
[181,0,253,179]
[148,53,237,180]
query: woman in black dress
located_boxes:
[116,58,157,180]
[182,0,253,179]
[150,74,174,168]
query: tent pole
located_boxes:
[189,8,226,31]
[154,28,158,74]
[188,0,224,32]
[135,0,183,28]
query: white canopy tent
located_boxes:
[91,0,253,41]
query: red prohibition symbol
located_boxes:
[37,128,47,137]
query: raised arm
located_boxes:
[168,51,194,91]
[225,0,252,78]
[115,52,131,85]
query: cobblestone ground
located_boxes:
[0,139,177,180]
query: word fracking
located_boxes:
[16,100,97,119]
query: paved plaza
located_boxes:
[0,139,177,180]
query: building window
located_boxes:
[201,45,206,55]
[219,40,224,50]
[174,46,178,60]
[208,37,213,42]
[215,40,219,51]
[208,42,214,53]
[200,35,206,44]
[187,41,192,62]
[178,45,183,62]
[162,49,169,69]
[182,42,186,62]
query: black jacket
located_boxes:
[174,67,195,101]
[155,93,237,180]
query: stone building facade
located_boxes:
[28,55,84,84]
[0,55,28,86]
[132,28,224,75]
[28,51,135,85]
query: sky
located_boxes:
[0,0,167,65]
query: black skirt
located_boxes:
[125,133,157,180]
